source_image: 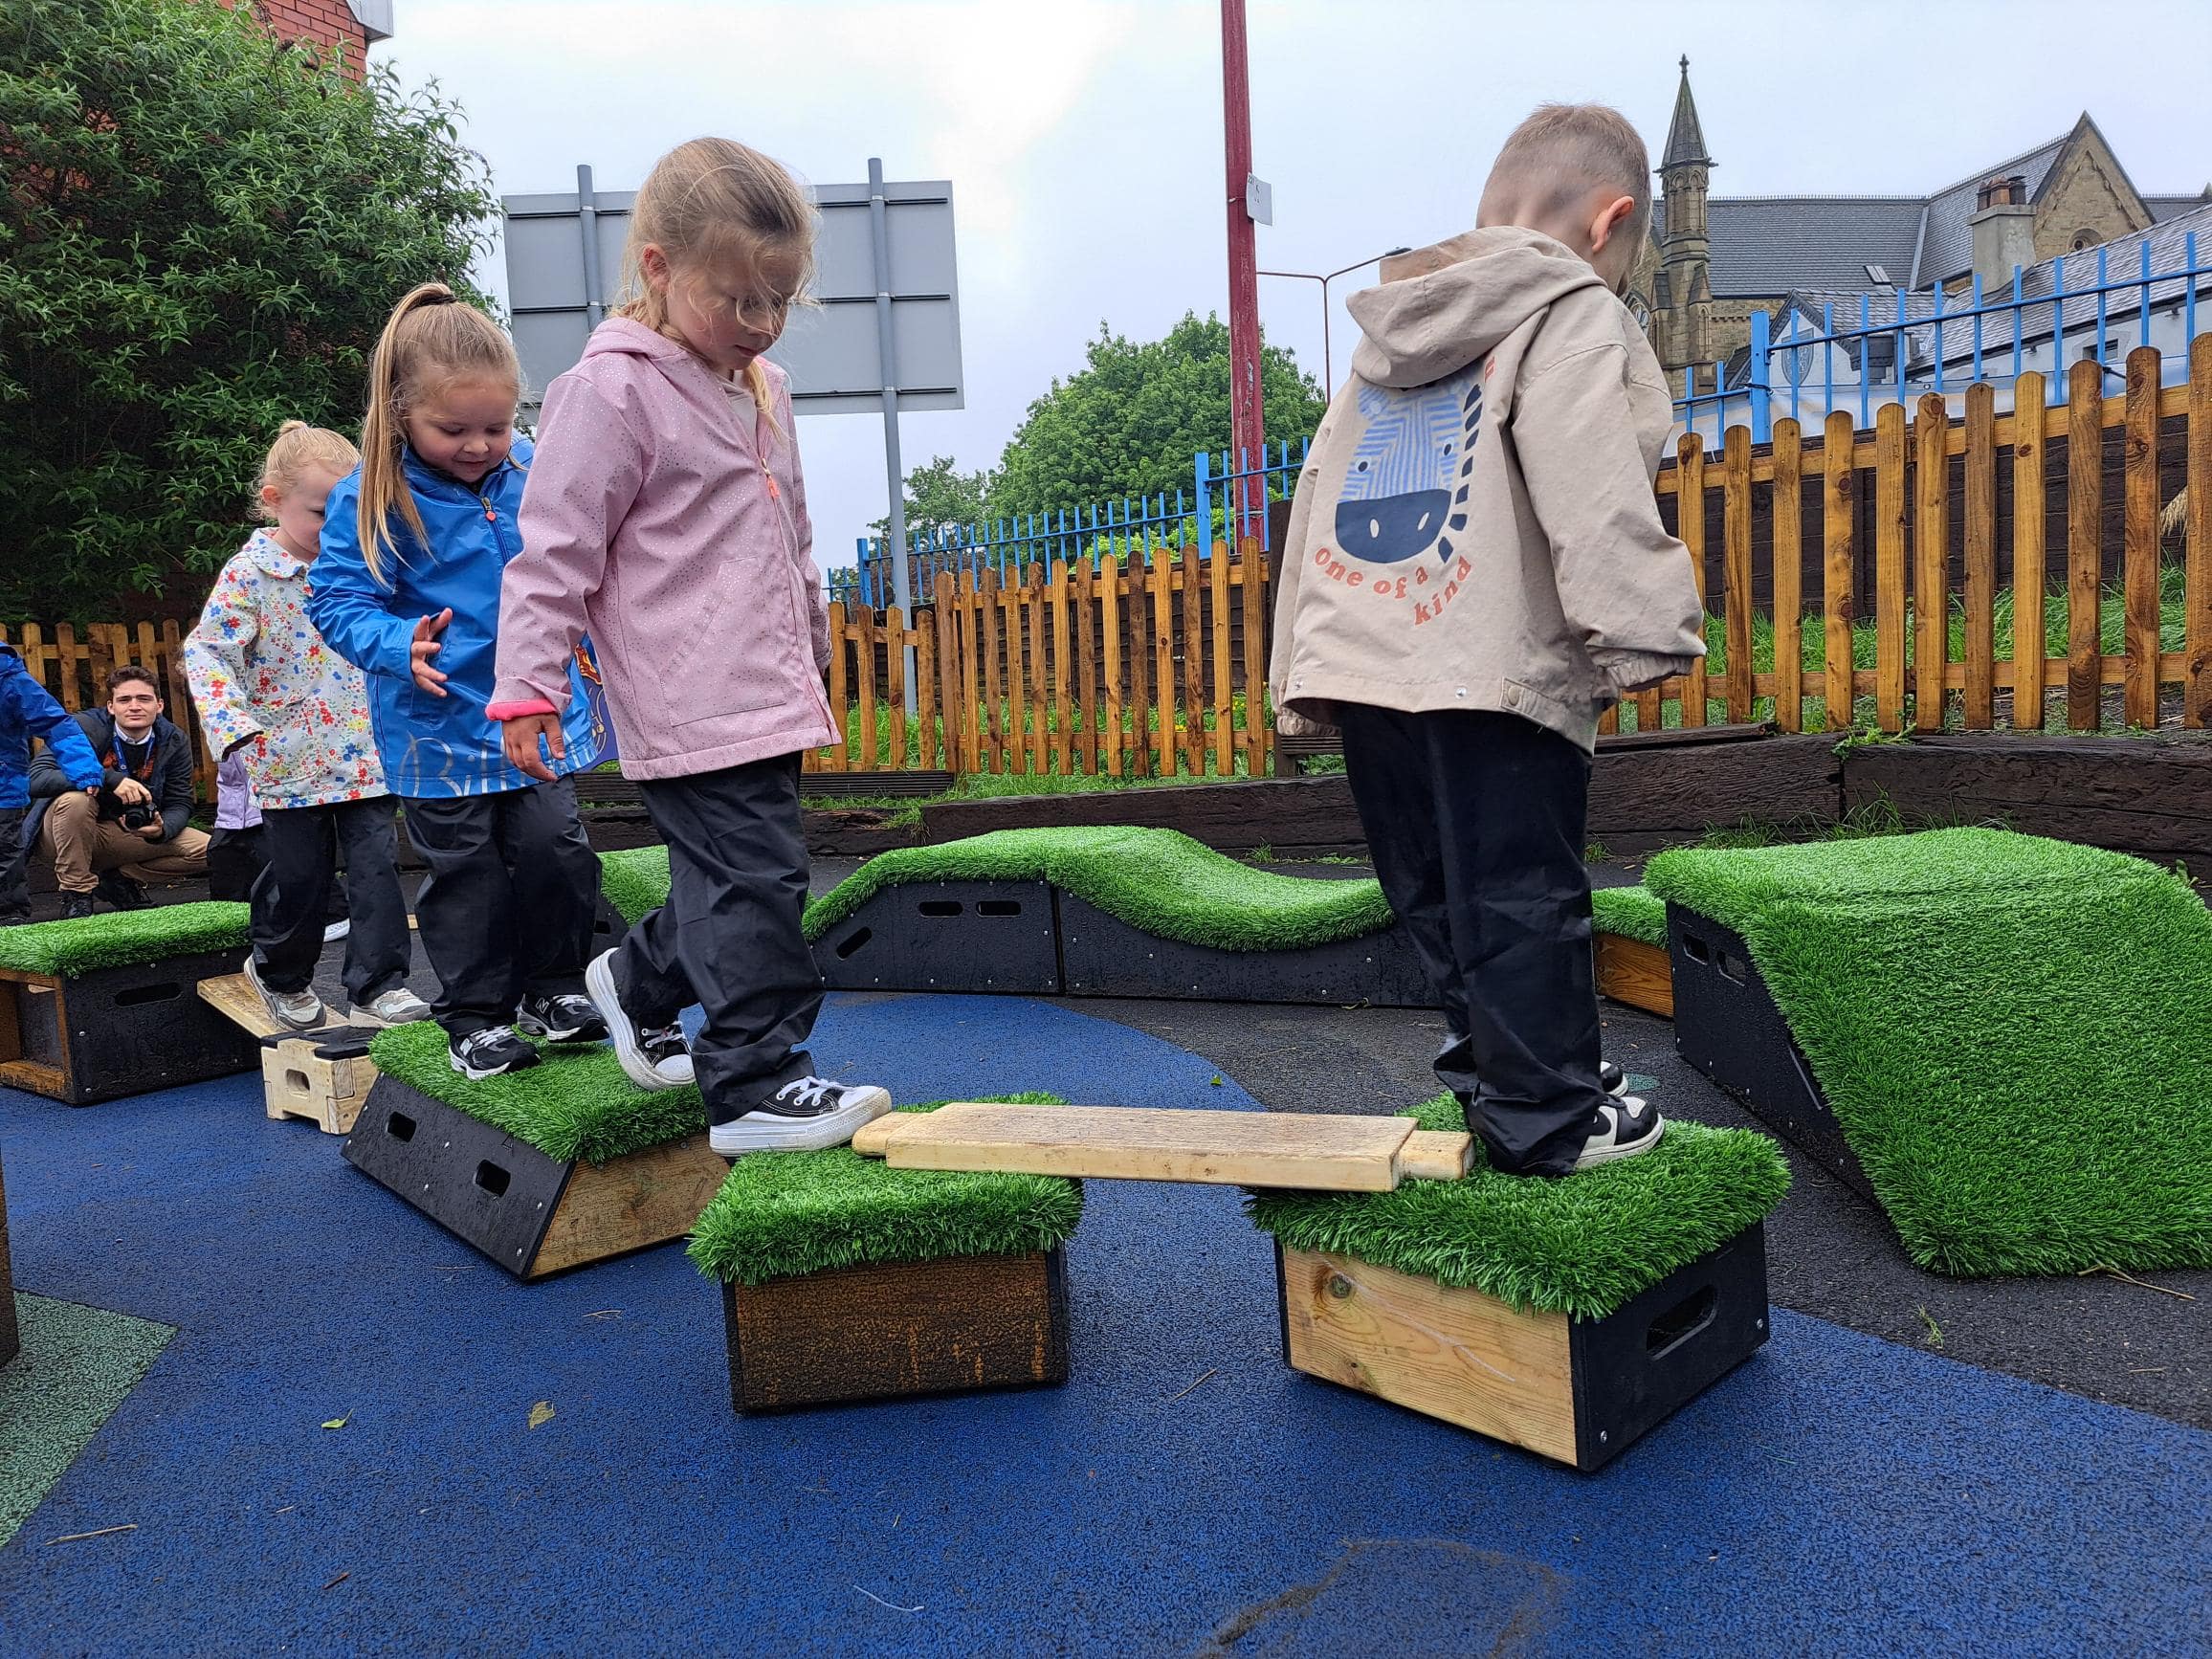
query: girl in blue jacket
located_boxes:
[309,283,612,1079]
[1,643,103,923]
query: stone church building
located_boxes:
[1633,59,2211,388]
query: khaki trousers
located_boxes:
[40,791,210,895]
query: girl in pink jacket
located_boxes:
[492,136,892,1156]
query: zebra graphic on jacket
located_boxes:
[1333,365,1484,564]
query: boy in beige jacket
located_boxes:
[1271,103,1705,1176]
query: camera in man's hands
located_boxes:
[119,804,159,833]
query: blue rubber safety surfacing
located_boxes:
[0,991,2207,1656]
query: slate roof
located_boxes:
[2148,192,2212,220]
[1912,136,2068,287]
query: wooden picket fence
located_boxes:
[802,544,1275,778]
[0,618,218,796]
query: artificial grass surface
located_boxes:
[0,902,248,977]
[1245,1095,1789,1319]
[1591,884,1667,947]
[597,847,672,926]
[1644,829,2212,1278]
[803,827,1395,950]
[687,1095,1084,1287]
[367,1021,701,1165]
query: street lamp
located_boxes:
[1259,248,1411,389]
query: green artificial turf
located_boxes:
[0,901,248,977]
[802,827,1395,951]
[687,1095,1084,1287]
[1591,884,1667,947]
[367,1020,701,1164]
[1246,1095,1790,1318]
[597,847,672,926]
[1643,828,2212,1277]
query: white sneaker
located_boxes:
[1571,1095,1666,1171]
[354,986,431,1026]
[586,948,694,1090]
[244,956,324,1032]
[709,1077,893,1156]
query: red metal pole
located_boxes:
[1220,0,1265,541]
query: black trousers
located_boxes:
[401,780,598,1037]
[617,755,821,1123]
[1338,704,1608,1176]
[250,800,409,1004]
[0,807,25,917]
[206,825,266,904]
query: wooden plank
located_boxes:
[2123,343,2162,730]
[822,602,851,771]
[1721,424,1755,722]
[528,1132,731,1278]
[861,1102,1418,1192]
[886,607,909,768]
[1125,557,1153,778]
[1961,382,1997,730]
[2191,337,2212,730]
[979,564,1005,772]
[1822,409,1856,730]
[1209,542,1233,776]
[1913,394,1950,734]
[1177,550,1204,776]
[1400,1130,1472,1182]
[1770,419,1803,732]
[1240,542,1267,766]
[1099,554,1123,778]
[1027,564,1050,776]
[1075,558,1100,775]
[1002,572,1028,773]
[1051,559,1073,778]
[1874,401,1910,732]
[198,972,327,1040]
[1595,933,1674,1017]
[1151,547,1178,775]
[2068,360,2105,731]
[1677,436,1708,727]
[914,605,938,770]
[2012,373,2048,731]
[1279,1246,1578,1467]
[854,607,879,771]
[52,622,82,711]
[951,573,980,775]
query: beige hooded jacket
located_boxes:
[1270,226,1705,753]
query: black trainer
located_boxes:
[1570,1094,1666,1171]
[515,991,608,1044]
[449,1027,540,1081]
[95,874,151,911]
[710,1076,894,1156]
[60,895,97,920]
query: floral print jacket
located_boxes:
[183,531,387,808]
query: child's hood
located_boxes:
[578,316,784,395]
[1345,227,1608,387]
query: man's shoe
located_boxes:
[244,956,325,1032]
[94,874,151,911]
[514,991,608,1044]
[1598,1059,1630,1098]
[353,986,431,1026]
[709,1076,894,1156]
[0,905,30,927]
[585,949,694,1090]
[59,896,97,920]
[1570,1095,1666,1171]
[448,1027,540,1081]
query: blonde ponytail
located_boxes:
[357,282,521,583]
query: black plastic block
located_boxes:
[813,880,1062,995]
[1667,902,1873,1200]
[1058,896,1435,1006]
[3,948,258,1105]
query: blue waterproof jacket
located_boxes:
[308,441,608,798]
[0,644,103,809]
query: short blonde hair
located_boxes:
[257,421,360,519]
[1487,103,1652,248]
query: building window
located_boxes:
[2070,230,2099,252]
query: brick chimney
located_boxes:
[1968,173,2035,291]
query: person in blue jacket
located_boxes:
[0,642,104,922]
[308,284,611,1079]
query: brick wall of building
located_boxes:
[219,0,373,72]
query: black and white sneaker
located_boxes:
[1571,1094,1665,1171]
[514,991,608,1044]
[585,949,694,1091]
[449,1027,541,1081]
[710,1076,894,1156]
[1598,1059,1630,1098]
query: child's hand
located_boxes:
[501,714,566,783]
[410,609,453,697]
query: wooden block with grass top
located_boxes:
[0,903,255,1105]
[693,1095,1082,1412]
[1592,885,1672,1017]
[344,1024,726,1279]
[1251,1096,1789,1471]
[259,1027,379,1136]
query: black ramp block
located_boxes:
[813,880,1061,995]
[1058,895,1435,1007]
[1666,902,1873,1201]
[58,949,258,1104]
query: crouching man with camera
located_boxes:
[27,666,210,918]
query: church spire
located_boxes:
[1661,55,1712,169]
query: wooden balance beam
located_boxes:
[851,1102,1472,1190]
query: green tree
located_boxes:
[988,312,1325,520]
[869,453,1000,542]
[0,0,498,618]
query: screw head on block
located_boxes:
[1327,1274,1353,1299]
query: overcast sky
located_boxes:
[376,0,2211,573]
